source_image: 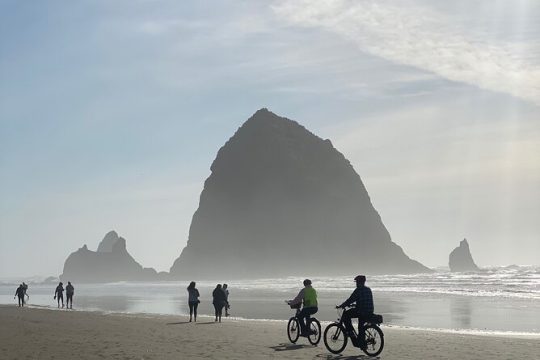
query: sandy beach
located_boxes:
[0,305,538,360]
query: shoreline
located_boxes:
[1,305,538,359]
[12,303,540,339]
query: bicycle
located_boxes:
[285,301,321,345]
[323,306,384,357]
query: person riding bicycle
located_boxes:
[287,279,318,336]
[336,275,374,346]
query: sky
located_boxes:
[1,0,539,278]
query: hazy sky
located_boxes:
[1,0,539,278]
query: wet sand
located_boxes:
[0,305,538,359]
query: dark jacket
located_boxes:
[15,286,24,297]
[339,285,374,314]
[212,288,226,305]
[66,284,74,295]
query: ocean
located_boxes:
[1,266,538,335]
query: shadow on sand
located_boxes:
[166,321,191,325]
[315,354,377,360]
[269,343,313,352]
[196,321,218,325]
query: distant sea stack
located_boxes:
[449,239,480,272]
[170,109,430,278]
[60,231,165,282]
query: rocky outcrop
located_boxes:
[449,239,480,272]
[170,109,430,278]
[60,231,166,282]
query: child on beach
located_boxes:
[223,284,230,316]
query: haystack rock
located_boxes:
[449,238,480,272]
[60,231,163,282]
[170,109,430,278]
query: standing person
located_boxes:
[22,282,29,305]
[14,284,25,307]
[54,282,64,308]
[222,284,230,317]
[212,284,226,323]
[187,281,200,322]
[66,282,75,309]
[287,279,318,336]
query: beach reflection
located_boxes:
[1,281,539,333]
[450,297,472,329]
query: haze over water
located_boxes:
[2,266,538,334]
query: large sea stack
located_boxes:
[170,109,430,278]
[60,231,162,282]
[449,238,480,272]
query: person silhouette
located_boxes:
[66,282,75,309]
[187,281,200,322]
[337,275,374,348]
[14,284,25,307]
[22,282,29,305]
[212,284,226,322]
[54,282,64,308]
[223,284,230,316]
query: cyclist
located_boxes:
[287,279,318,336]
[336,275,374,347]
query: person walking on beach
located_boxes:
[222,284,230,317]
[22,282,29,305]
[54,282,65,308]
[212,284,227,322]
[287,279,318,336]
[14,284,25,307]
[187,281,200,322]
[66,282,74,309]
[337,275,374,348]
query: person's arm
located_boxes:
[339,288,359,308]
[289,289,305,306]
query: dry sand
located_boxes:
[0,305,538,359]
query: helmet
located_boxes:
[303,279,312,286]
[354,275,366,283]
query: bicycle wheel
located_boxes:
[362,324,384,357]
[287,317,300,343]
[323,323,348,354]
[307,318,321,345]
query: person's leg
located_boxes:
[189,303,194,321]
[60,294,64,308]
[305,307,318,334]
[357,315,367,347]
[18,296,23,307]
[296,308,308,335]
[193,303,198,322]
[342,308,356,334]
[214,304,219,321]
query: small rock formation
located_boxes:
[60,231,166,282]
[170,108,430,278]
[449,239,480,272]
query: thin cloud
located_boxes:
[273,0,540,106]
